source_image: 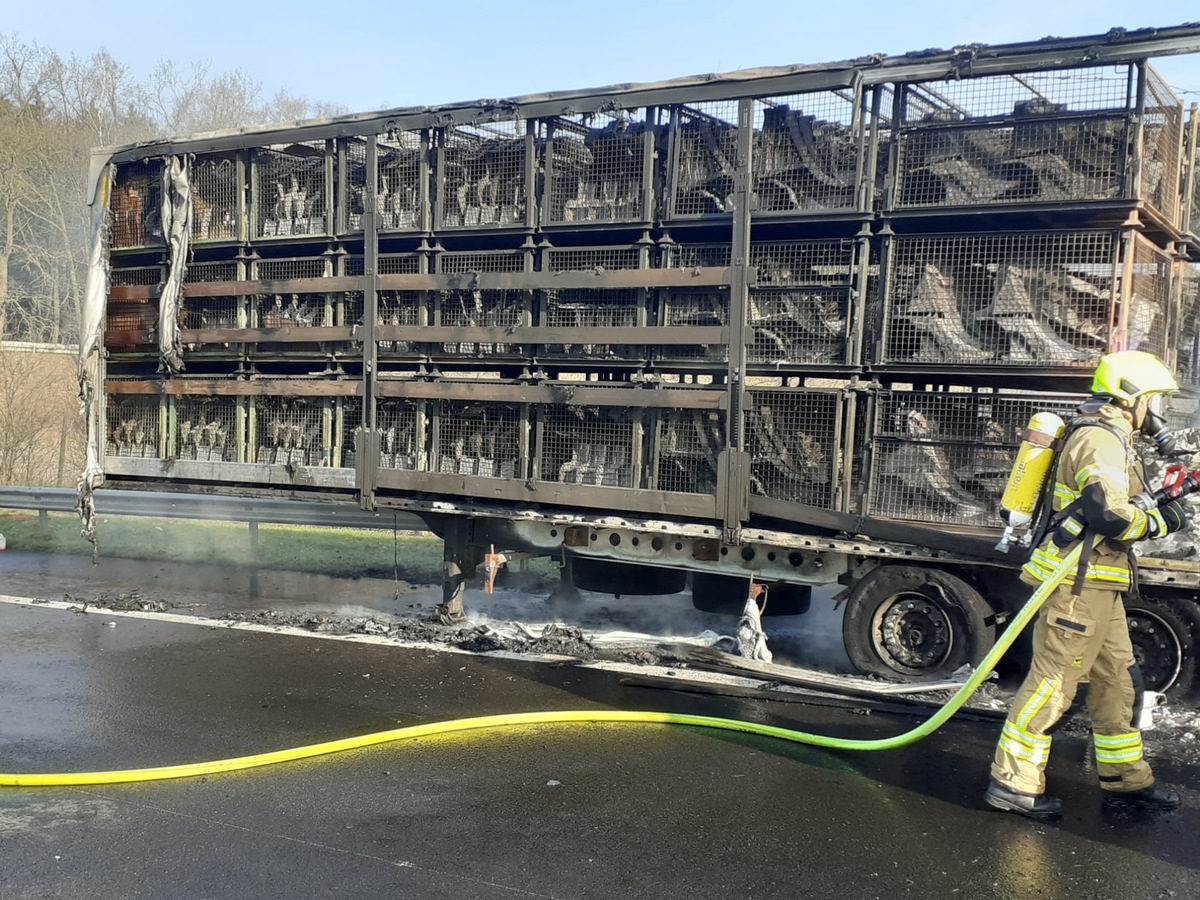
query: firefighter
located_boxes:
[985,350,1188,818]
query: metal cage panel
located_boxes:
[186,261,240,283]
[175,397,240,463]
[543,288,641,359]
[654,408,725,495]
[746,389,841,509]
[106,396,163,458]
[190,154,241,241]
[378,291,424,352]
[438,118,529,229]
[377,399,422,471]
[1119,237,1172,360]
[659,288,729,362]
[434,401,524,479]
[669,101,742,218]
[866,388,1085,526]
[752,90,862,215]
[252,396,330,466]
[254,142,328,237]
[436,290,529,356]
[257,294,332,329]
[890,65,1150,212]
[749,289,849,364]
[111,162,163,249]
[339,398,364,470]
[543,109,652,225]
[110,266,163,287]
[1141,68,1184,225]
[436,250,529,274]
[879,231,1119,367]
[544,246,646,272]
[1178,264,1200,388]
[537,405,637,488]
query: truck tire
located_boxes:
[842,565,995,682]
[1124,592,1200,703]
[690,572,812,616]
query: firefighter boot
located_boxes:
[1103,785,1181,810]
[984,780,1064,818]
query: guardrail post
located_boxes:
[38,509,48,530]
[249,520,260,553]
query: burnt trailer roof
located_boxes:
[94,22,1200,166]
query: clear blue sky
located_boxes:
[8,1,1200,113]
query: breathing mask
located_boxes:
[1141,393,1186,457]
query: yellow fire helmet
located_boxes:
[1090,350,1178,405]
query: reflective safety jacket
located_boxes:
[1021,404,1151,590]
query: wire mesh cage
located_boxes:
[338,398,363,469]
[190,153,241,241]
[377,399,422,471]
[341,134,427,233]
[111,162,163,249]
[186,261,240,283]
[1178,264,1200,388]
[1141,68,1184,224]
[537,405,637,488]
[542,109,653,224]
[746,389,841,509]
[1186,112,1200,238]
[250,257,332,329]
[669,101,742,218]
[105,268,158,352]
[175,397,240,462]
[878,231,1122,367]
[434,401,524,479]
[436,249,530,275]
[746,240,858,365]
[654,408,725,495]
[1117,237,1172,360]
[378,291,425,353]
[752,90,863,214]
[659,288,729,362]
[437,118,529,228]
[661,242,731,270]
[435,290,529,356]
[252,396,329,466]
[889,64,1165,213]
[105,396,163,458]
[254,142,328,237]
[543,288,641,359]
[544,246,647,272]
[865,388,1085,526]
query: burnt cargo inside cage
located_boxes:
[95,41,1200,539]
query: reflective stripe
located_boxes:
[1054,483,1079,505]
[1016,678,1058,731]
[1000,722,1052,764]
[1095,748,1145,764]
[999,735,1051,764]
[1025,549,1131,586]
[1093,732,1142,749]
[1094,732,1143,764]
[1117,508,1147,541]
[1061,517,1084,536]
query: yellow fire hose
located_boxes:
[0,545,1083,788]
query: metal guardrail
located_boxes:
[0,486,428,533]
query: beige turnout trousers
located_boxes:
[991,583,1154,795]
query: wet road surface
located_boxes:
[1,555,1199,899]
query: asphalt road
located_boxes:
[1,559,1199,899]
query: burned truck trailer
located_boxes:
[80,26,1200,695]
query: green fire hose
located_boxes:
[0,543,1087,788]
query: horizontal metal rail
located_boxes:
[0,487,428,533]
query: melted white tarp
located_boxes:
[158,156,191,373]
[75,163,113,558]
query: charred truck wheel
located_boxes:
[1124,591,1200,702]
[690,572,812,616]
[842,566,996,682]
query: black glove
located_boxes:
[1148,499,1189,539]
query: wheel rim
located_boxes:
[1127,609,1183,692]
[871,590,954,674]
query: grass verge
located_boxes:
[0,509,449,582]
